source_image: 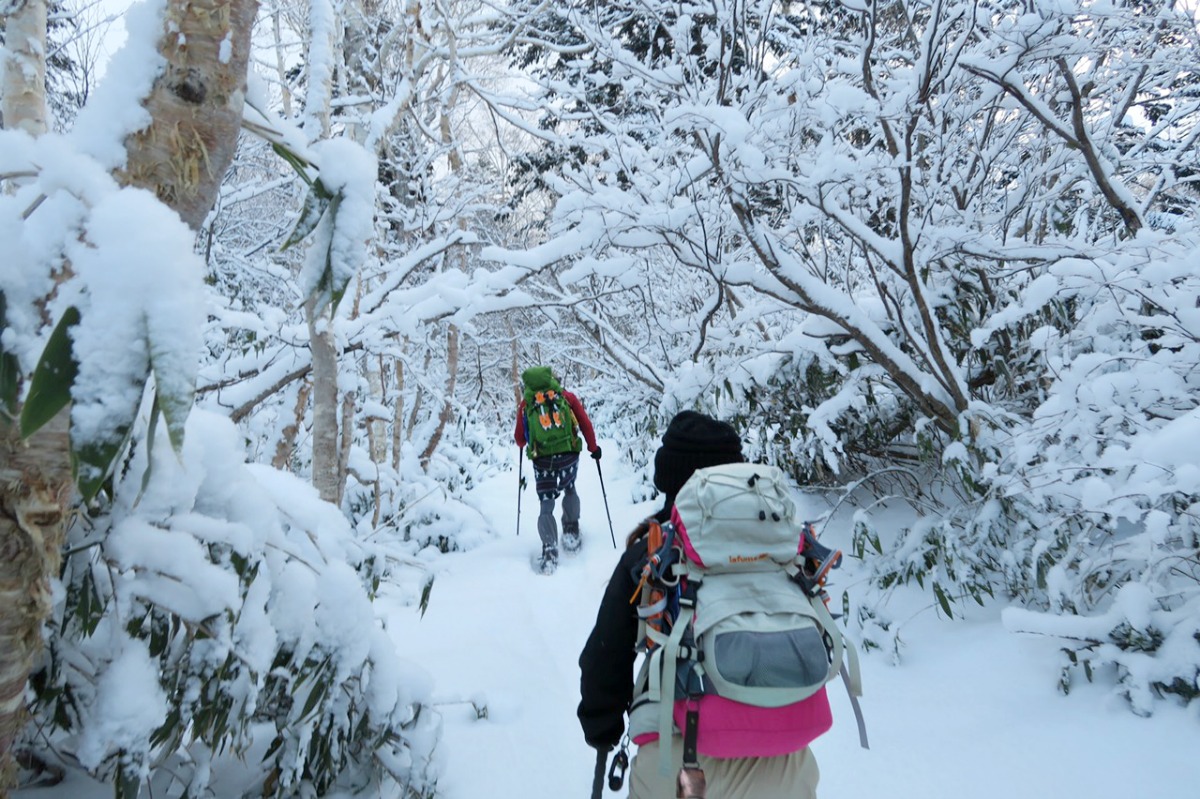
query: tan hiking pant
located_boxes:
[628,737,819,799]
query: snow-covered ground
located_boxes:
[16,441,1198,798]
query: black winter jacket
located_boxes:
[576,512,667,750]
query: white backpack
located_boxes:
[629,463,867,777]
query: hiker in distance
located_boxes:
[514,366,600,574]
[578,410,851,799]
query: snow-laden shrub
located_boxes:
[981,236,1200,712]
[847,233,1200,712]
[24,410,439,798]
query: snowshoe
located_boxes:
[533,545,559,575]
[562,528,582,554]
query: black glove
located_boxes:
[591,446,602,461]
[585,732,619,751]
[519,476,528,490]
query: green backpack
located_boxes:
[521,367,582,459]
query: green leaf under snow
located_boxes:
[933,581,955,619]
[419,575,435,619]
[20,306,81,438]
[299,675,329,721]
[271,142,317,187]
[317,191,347,315]
[281,178,334,251]
[136,400,161,506]
[150,355,194,454]
[73,422,134,503]
[0,292,21,417]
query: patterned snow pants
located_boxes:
[531,452,580,550]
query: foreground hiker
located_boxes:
[578,410,857,798]
[514,366,600,573]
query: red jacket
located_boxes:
[514,390,598,453]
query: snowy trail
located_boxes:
[382,447,646,797]
[384,443,1199,799]
[14,443,1195,799]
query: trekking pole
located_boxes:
[591,749,607,799]
[594,459,617,548]
[516,449,525,537]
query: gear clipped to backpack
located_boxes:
[520,366,581,459]
[626,463,868,791]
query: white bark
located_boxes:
[120,0,260,230]
[391,354,405,472]
[0,0,49,137]
[272,382,311,470]
[270,0,294,118]
[302,0,338,139]
[418,324,459,466]
[306,300,341,504]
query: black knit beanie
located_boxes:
[653,411,744,501]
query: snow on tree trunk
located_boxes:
[303,0,337,140]
[118,0,259,230]
[272,381,311,470]
[299,0,345,505]
[366,354,387,465]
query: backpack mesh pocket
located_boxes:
[712,617,832,690]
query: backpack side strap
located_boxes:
[841,659,870,749]
[804,578,869,749]
[654,599,696,776]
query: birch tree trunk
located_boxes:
[392,355,405,472]
[337,379,355,504]
[506,318,521,406]
[366,355,386,526]
[307,300,342,504]
[417,94,465,467]
[1,3,56,791]
[269,0,294,118]
[301,0,344,504]
[0,0,48,136]
[0,413,70,795]
[272,381,311,470]
[118,0,259,230]
[0,0,258,791]
[418,324,459,465]
[406,349,431,440]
